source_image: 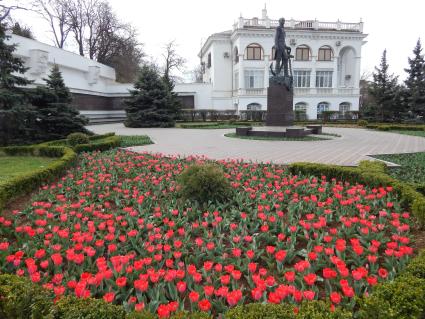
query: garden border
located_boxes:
[0,145,76,210]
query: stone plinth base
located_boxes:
[266,80,294,126]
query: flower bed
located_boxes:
[0,150,416,317]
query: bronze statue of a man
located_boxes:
[274,18,289,76]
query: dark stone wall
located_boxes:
[71,93,128,111]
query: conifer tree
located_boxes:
[125,65,177,127]
[404,39,425,118]
[0,23,36,145]
[369,50,401,121]
[31,65,88,141]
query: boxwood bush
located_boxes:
[177,163,234,206]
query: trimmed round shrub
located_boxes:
[358,119,368,127]
[177,163,234,205]
[67,132,90,146]
[297,301,352,318]
[0,274,53,319]
[126,310,156,319]
[170,311,212,319]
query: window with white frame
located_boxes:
[293,70,311,87]
[244,70,264,88]
[316,71,333,88]
[234,71,239,90]
[339,102,351,116]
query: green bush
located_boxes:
[67,132,90,146]
[73,135,121,153]
[51,296,126,319]
[126,311,156,319]
[0,274,53,319]
[358,119,368,126]
[0,146,76,209]
[178,163,234,206]
[357,275,425,319]
[403,249,425,279]
[297,301,352,319]
[169,311,212,319]
[225,303,294,319]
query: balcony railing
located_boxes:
[294,88,360,95]
[234,88,359,96]
[235,18,363,33]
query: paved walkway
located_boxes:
[87,123,425,166]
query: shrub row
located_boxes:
[0,146,76,209]
[288,160,425,228]
[356,249,425,319]
[366,124,425,131]
[1,251,424,318]
[40,133,121,153]
[0,274,210,319]
[180,121,261,129]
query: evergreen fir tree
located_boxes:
[404,39,425,118]
[0,23,33,109]
[369,50,401,121]
[125,65,177,127]
[30,65,88,141]
[163,74,182,120]
[0,23,36,146]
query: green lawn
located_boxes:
[224,132,330,141]
[0,156,56,182]
[372,152,425,185]
[390,130,425,137]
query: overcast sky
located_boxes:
[8,0,425,81]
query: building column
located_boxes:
[353,56,361,90]
[332,57,338,94]
[238,55,245,94]
[264,55,270,90]
[310,56,316,94]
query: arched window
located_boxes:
[295,45,311,61]
[234,47,239,64]
[295,102,307,112]
[247,103,262,110]
[244,43,263,60]
[317,102,330,119]
[339,102,351,118]
[318,46,333,61]
[271,46,276,60]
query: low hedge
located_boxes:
[40,133,120,153]
[366,124,425,131]
[0,252,424,318]
[288,160,425,228]
[226,301,351,318]
[0,145,76,209]
[356,249,425,319]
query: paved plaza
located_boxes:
[88,123,425,166]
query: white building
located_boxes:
[7,32,130,122]
[175,7,367,120]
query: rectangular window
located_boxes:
[318,48,333,61]
[293,70,311,88]
[296,47,310,61]
[316,71,333,88]
[244,70,264,88]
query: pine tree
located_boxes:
[0,23,36,146]
[369,50,401,122]
[30,65,88,141]
[404,39,425,118]
[125,65,177,127]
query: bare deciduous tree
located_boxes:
[0,0,28,22]
[32,0,70,48]
[162,40,186,83]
